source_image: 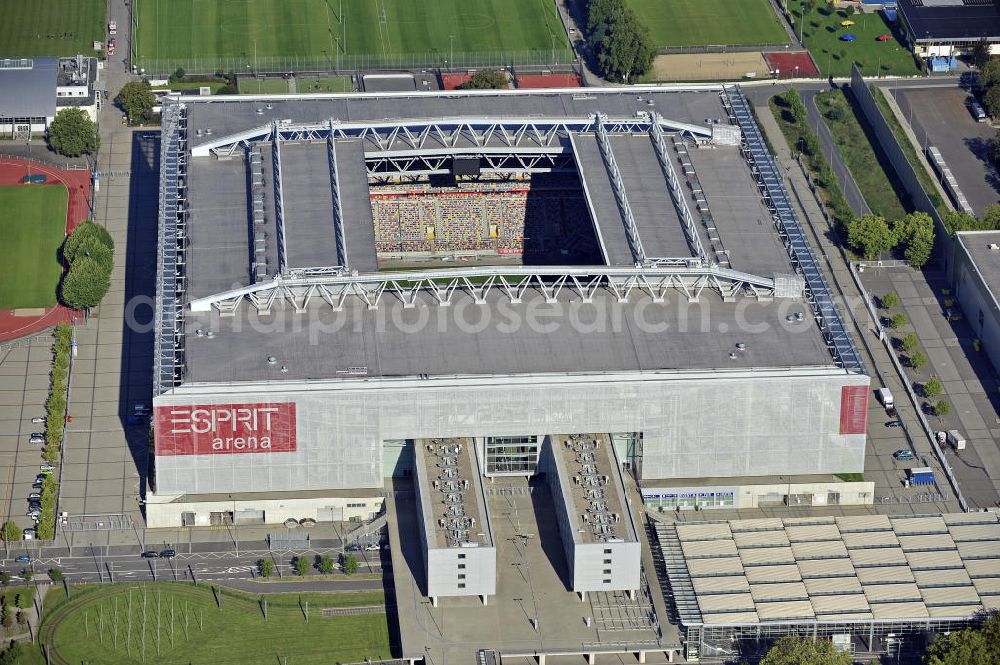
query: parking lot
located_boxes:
[892,85,1000,216]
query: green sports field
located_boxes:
[0,0,105,57]
[625,0,789,48]
[0,185,68,309]
[134,0,572,73]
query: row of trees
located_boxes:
[259,553,360,577]
[584,0,656,83]
[942,207,1000,235]
[43,323,72,466]
[846,211,935,267]
[59,222,114,310]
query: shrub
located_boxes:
[294,556,310,576]
[317,555,334,574]
[924,378,943,398]
[901,333,919,354]
[47,568,63,582]
[910,351,927,370]
[881,292,899,309]
[1,523,18,543]
[259,558,274,577]
[890,313,908,329]
[341,553,359,575]
[934,400,951,417]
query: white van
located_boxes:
[876,388,894,410]
[946,430,966,451]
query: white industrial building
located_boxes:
[0,56,99,139]
[149,85,871,529]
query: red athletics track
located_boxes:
[0,157,90,343]
[514,72,582,88]
[764,51,821,79]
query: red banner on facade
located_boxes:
[839,386,868,435]
[154,402,297,456]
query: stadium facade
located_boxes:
[149,85,870,527]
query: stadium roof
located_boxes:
[0,57,57,119]
[657,511,1000,629]
[957,231,1000,300]
[897,0,1000,41]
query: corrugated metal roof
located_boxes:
[693,576,751,594]
[905,550,965,570]
[855,566,915,584]
[749,582,809,602]
[897,534,957,552]
[809,594,870,615]
[947,523,1000,542]
[849,547,907,567]
[701,611,759,624]
[957,541,1000,559]
[733,530,790,549]
[942,512,1000,526]
[842,531,899,549]
[783,516,836,526]
[791,540,849,560]
[729,518,784,532]
[687,557,745,577]
[891,515,948,535]
[755,600,815,620]
[963,558,1000,578]
[677,522,733,542]
[682,539,738,559]
[739,546,795,566]
[983,596,1000,610]
[863,583,922,603]
[926,604,985,618]
[0,57,57,119]
[697,592,756,613]
[815,611,873,621]
[972,577,1000,595]
[786,524,841,542]
[836,515,892,532]
[870,601,929,619]
[913,568,972,588]
[745,564,802,583]
[920,586,981,606]
[803,577,863,596]
[798,558,857,578]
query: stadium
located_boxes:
[148,85,871,529]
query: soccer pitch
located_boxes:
[0,186,68,310]
[134,0,571,73]
[0,0,105,57]
[626,0,789,48]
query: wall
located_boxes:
[153,368,868,495]
[641,480,875,511]
[848,66,954,268]
[954,235,1000,373]
[144,494,384,528]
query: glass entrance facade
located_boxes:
[484,435,539,475]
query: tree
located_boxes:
[783,87,808,124]
[459,69,507,89]
[847,214,895,259]
[892,212,935,268]
[47,568,63,582]
[47,108,99,157]
[0,573,9,587]
[0,523,18,543]
[294,556,310,576]
[925,611,1000,665]
[0,616,11,630]
[587,0,655,83]
[982,204,1000,230]
[169,67,186,83]
[973,40,992,71]
[63,221,114,263]
[910,351,927,370]
[943,209,980,235]
[990,131,1000,169]
[924,377,943,398]
[317,555,334,574]
[15,612,25,626]
[20,570,31,582]
[115,80,156,124]
[60,256,111,309]
[259,558,274,578]
[881,291,899,309]
[901,333,919,354]
[934,399,951,418]
[985,83,1000,120]
[759,636,852,665]
[890,312,908,329]
[341,553,359,575]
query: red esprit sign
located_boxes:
[154,402,297,456]
[839,386,868,435]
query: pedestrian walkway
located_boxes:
[756,103,962,514]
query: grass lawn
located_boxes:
[41,584,390,665]
[238,77,291,94]
[0,0,104,57]
[297,75,355,93]
[815,89,908,220]
[873,87,948,214]
[0,186,67,309]
[625,0,788,48]
[152,80,230,94]
[787,0,922,78]
[134,0,569,72]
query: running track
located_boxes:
[0,157,91,342]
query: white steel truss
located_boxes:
[194,115,712,158]
[187,265,783,315]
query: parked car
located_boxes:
[346,544,362,552]
[31,483,42,491]
[364,543,380,552]
[27,493,41,501]
[893,449,915,461]
[141,550,160,558]
[885,420,903,429]
[886,406,898,419]
[28,434,44,445]
[125,415,144,426]
[133,404,151,416]
[30,416,45,424]
[39,465,54,473]
[969,97,988,122]
[14,556,30,564]
[20,529,35,541]
[159,549,177,558]
[26,510,40,520]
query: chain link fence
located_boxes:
[134,49,578,77]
